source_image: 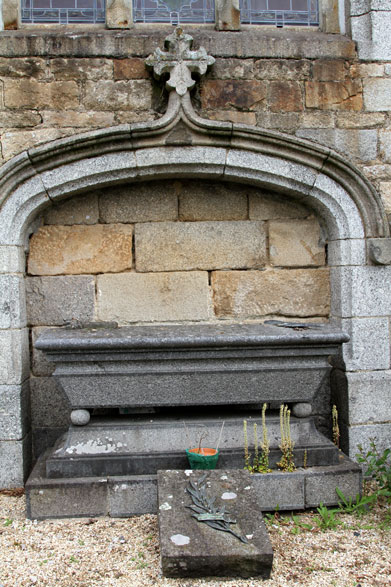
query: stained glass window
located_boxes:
[132,0,215,24]
[240,0,318,26]
[21,0,105,23]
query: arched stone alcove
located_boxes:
[1,96,391,488]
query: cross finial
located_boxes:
[145,27,215,97]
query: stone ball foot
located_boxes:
[292,402,312,418]
[71,409,91,426]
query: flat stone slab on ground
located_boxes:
[157,469,273,579]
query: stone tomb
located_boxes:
[25,321,362,519]
[158,469,273,579]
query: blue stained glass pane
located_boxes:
[133,0,215,23]
[21,0,105,22]
[240,0,318,25]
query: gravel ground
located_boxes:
[0,491,390,587]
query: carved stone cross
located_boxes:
[145,27,215,97]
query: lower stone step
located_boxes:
[158,469,273,579]
[26,451,361,520]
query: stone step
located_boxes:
[26,451,361,520]
[157,469,273,579]
[45,414,339,478]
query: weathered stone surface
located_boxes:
[351,62,384,78]
[44,193,99,225]
[255,112,300,132]
[363,78,391,111]
[50,58,113,80]
[106,0,132,28]
[269,218,325,267]
[211,58,253,80]
[331,265,391,317]
[30,376,70,429]
[212,269,330,317]
[114,58,149,79]
[312,60,347,81]
[96,272,211,323]
[0,382,29,440]
[135,221,266,272]
[295,129,378,162]
[201,80,266,110]
[41,111,115,128]
[251,471,305,510]
[300,111,335,128]
[0,436,31,489]
[249,192,309,220]
[99,183,178,223]
[31,327,55,377]
[348,423,391,456]
[4,79,79,109]
[0,57,46,78]
[0,274,26,328]
[215,0,241,31]
[0,328,29,385]
[25,275,95,326]
[268,81,303,112]
[0,110,42,128]
[207,110,256,125]
[254,59,310,80]
[28,224,133,275]
[380,131,391,163]
[178,182,247,220]
[340,317,390,371]
[83,80,152,110]
[379,181,391,213]
[345,371,391,425]
[1,129,75,160]
[158,470,273,578]
[0,245,24,273]
[336,112,385,128]
[305,80,362,110]
[304,460,362,507]
[109,476,157,516]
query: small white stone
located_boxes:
[184,470,193,476]
[170,534,190,546]
[159,502,172,511]
[244,486,251,490]
[221,492,237,500]
[220,475,228,480]
[246,534,254,540]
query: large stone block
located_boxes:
[207,111,257,125]
[312,60,347,81]
[0,57,46,78]
[4,79,79,109]
[31,327,56,377]
[158,470,273,579]
[41,111,115,128]
[0,274,26,328]
[348,423,391,457]
[135,221,266,272]
[336,112,385,129]
[178,183,247,221]
[379,181,391,214]
[50,57,113,80]
[340,317,390,371]
[268,81,303,112]
[380,131,391,163]
[96,272,211,323]
[249,192,309,220]
[28,224,133,276]
[99,183,178,223]
[0,381,29,440]
[304,461,362,507]
[0,435,31,488]
[201,80,267,110]
[296,129,378,163]
[345,371,391,426]
[0,246,24,274]
[212,268,330,318]
[211,58,254,80]
[83,80,152,110]
[255,112,300,132]
[305,80,362,110]
[25,275,95,326]
[0,110,42,128]
[254,59,310,80]
[1,129,76,161]
[330,265,391,317]
[44,193,99,225]
[327,239,366,267]
[108,476,157,516]
[30,376,70,428]
[113,58,149,79]
[269,218,325,267]
[364,78,391,111]
[0,328,29,385]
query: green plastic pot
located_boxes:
[186,448,220,470]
